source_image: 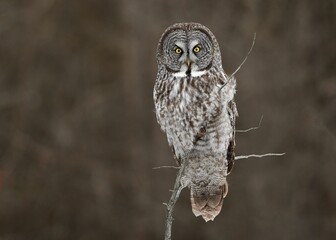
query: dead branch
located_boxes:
[219,33,256,92]
[164,160,186,240]
[152,166,181,170]
[235,153,285,160]
[229,33,256,79]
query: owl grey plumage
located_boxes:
[153,23,238,222]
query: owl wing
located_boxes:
[216,74,238,174]
[189,75,238,221]
[153,88,181,164]
[154,108,190,166]
[227,100,238,173]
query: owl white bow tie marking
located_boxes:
[173,70,207,78]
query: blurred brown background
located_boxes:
[0,0,335,239]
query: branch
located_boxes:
[152,166,181,170]
[164,161,186,240]
[236,115,263,133]
[219,33,256,92]
[235,153,285,160]
[229,32,256,79]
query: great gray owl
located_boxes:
[153,23,237,222]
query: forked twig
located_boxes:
[236,115,263,133]
[235,153,285,160]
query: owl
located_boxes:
[153,23,237,222]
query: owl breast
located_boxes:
[154,68,235,162]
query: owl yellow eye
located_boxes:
[193,46,201,53]
[175,47,182,54]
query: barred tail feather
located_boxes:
[190,181,228,222]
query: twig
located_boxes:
[229,32,256,79]
[236,115,263,133]
[152,166,181,170]
[164,161,186,240]
[235,153,285,160]
[219,33,256,92]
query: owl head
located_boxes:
[157,23,222,77]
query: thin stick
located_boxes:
[229,33,256,79]
[164,161,186,240]
[236,115,263,133]
[235,153,285,160]
[219,33,256,92]
[152,166,181,170]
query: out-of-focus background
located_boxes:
[0,0,335,239]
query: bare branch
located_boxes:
[161,33,257,238]
[164,161,186,240]
[229,32,256,79]
[236,115,263,133]
[152,166,181,170]
[235,153,285,160]
[219,33,256,92]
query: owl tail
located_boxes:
[190,181,228,222]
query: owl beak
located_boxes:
[185,58,192,75]
[187,59,191,68]
[185,59,192,75]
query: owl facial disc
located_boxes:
[159,26,214,78]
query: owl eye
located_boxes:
[175,47,183,54]
[193,46,201,53]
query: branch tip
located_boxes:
[229,32,256,78]
[236,115,263,133]
[235,152,285,160]
[152,166,180,170]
